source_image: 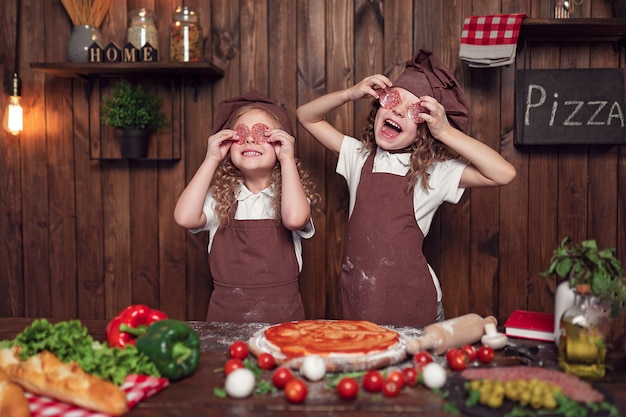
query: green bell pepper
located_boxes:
[135,319,201,381]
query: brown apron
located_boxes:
[340,150,437,327]
[207,201,305,323]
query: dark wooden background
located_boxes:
[1,0,625,334]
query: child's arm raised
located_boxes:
[268,129,311,231]
[419,95,517,188]
[297,75,392,154]
[174,130,236,229]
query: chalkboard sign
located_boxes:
[515,69,625,145]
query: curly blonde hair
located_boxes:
[361,101,458,192]
[210,105,321,226]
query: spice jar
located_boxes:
[169,6,203,62]
[127,8,159,49]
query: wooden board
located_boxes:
[247,323,409,373]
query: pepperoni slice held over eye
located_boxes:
[251,123,270,144]
[408,102,429,124]
[235,123,250,144]
[378,88,400,109]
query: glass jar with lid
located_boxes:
[127,8,159,49]
[169,6,203,62]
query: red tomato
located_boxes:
[272,366,294,389]
[257,353,275,370]
[401,367,418,386]
[362,370,384,393]
[445,348,460,363]
[461,344,477,362]
[385,370,405,390]
[284,378,307,403]
[447,350,469,371]
[413,351,433,368]
[223,358,245,375]
[382,380,401,397]
[228,340,249,360]
[337,377,359,400]
[477,345,495,364]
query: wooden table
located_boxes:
[1,318,624,417]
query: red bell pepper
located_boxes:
[105,304,168,348]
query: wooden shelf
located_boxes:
[29,61,224,161]
[520,18,626,43]
[30,61,225,79]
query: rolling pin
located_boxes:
[406,313,497,355]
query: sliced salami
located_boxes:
[407,102,428,124]
[378,88,400,109]
[460,366,604,403]
[235,123,250,144]
[251,123,270,144]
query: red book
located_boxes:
[504,309,555,342]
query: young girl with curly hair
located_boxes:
[297,50,516,327]
[175,91,320,323]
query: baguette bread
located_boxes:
[0,348,127,416]
[0,367,30,417]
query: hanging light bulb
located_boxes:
[4,73,23,135]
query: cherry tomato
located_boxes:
[228,340,249,360]
[223,358,245,375]
[413,351,433,368]
[362,370,384,393]
[337,377,359,400]
[385,370,405,390]
[447,350,469,371]
[401,367,418,386]
[445,348,460,363]
[461,344,477,362]
[382,380,401,397]
[284,378,307,403]
[477,345,495,364]
[257,353,276,370]
[272,366,294,389]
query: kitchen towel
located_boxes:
[459,14,527,68]
[26,374,169,417]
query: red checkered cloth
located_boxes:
[26,374,169,416]
[459,14,527,67]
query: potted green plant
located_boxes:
[100,79,167,158]
[541,237,626,316]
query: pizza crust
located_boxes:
[248,320,408,372]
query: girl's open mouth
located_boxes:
[381,119,402,138]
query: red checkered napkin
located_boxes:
[26,374,169,417]
[459,14,527,67]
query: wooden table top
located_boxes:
[0,317,624,417]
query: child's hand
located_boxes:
[346,74,393,101]
[417,95,452,138]
[266,129,296,162]
[206,130,237,161]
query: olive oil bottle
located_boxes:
[557,284,609,378]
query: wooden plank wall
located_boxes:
[1,0,625,335]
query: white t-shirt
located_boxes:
[191,183,315,271]
[336,135,467,300]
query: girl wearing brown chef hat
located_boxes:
[297,50,516,328]
[175,90,320,323]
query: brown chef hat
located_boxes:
[393,50,470,134]
[211,90,295,136]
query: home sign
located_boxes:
[515,69,625,145]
